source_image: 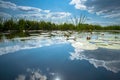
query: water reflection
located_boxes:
[0,31,120,80]
[67,31,120,73]
[16,68,63,80]
[55,77,61,80]
[70,48,120,73]
[0,33,68,55]
[16,68,47,80]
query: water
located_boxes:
[0,31,120,80]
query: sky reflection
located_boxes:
[0,31,120,74]
[16,68,47,80]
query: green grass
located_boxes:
[0,18,120,32]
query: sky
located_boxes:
[0,0,120,26]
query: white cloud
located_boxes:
[17,6,41,12]
[0,12,11,18]
[48,12,71,19]
[16,11,71,22]
[0,0,71,22]
[17,13,44,19]
[18,12,71,19]
[69,0,86,10]
[43,10,50,13]
[103,13,120,18]
[69,0,120,19]
[0,0,16,9]
[0,0,45,13]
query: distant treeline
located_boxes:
[0,19,120,32]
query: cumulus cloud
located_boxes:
[69,0,87,10]
[0,0,71,22]
[69,0,120,18]
[16,68,47,80]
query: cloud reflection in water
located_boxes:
[0,35,68,55]
[16,68,47,80]
[0,31,120,73]
[69,39,120,73]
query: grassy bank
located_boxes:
[0,19,120,33]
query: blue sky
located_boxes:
[0,0,120,26]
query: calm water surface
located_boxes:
[0,31,120,80]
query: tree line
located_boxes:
[0,18,120,32]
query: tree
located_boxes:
[3,18,17,31]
